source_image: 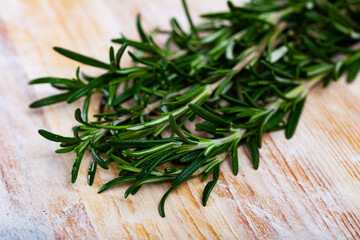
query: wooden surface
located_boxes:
[1,1,360,239]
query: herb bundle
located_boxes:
[30,0,360,217]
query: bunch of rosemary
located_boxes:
[30,0,360,217]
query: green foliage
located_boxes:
[30,0,360,217]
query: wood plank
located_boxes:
[0,0,359,239]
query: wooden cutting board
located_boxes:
[1,0,360,239]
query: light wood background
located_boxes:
[1,0,360,239]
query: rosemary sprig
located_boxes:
[30,0,360,217]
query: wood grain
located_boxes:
[0,0,360,239]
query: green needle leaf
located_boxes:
[90,147,109,170]
[159,187,175,217]
[346,61,360,83]
[137,149,176,180]
[67,72,114,103]
[38,129,78,143]
[173,156,207,187]
[74,108,87,125]
[54,47,110,69]
[55,144,78,153]
[231,139,240,175]
[125,176,174,198]
[128,51,157,67]
[188,104,229,127]
[249,137,259,170]
[137,14,149,43]
[286,97,306,139]
[98,176,137,193]
[112,38,156,53]
[169,115,195,144]
[181,0,197,36]
[202,165,220,206]
[179,150,202,163]
[87,161,97,186]
[71,149,86,183]
[29,92,73,108]
[29,77,81,88]
[82,94,91,122]
[115,43,128,69]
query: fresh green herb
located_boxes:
[30,0,360,217]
